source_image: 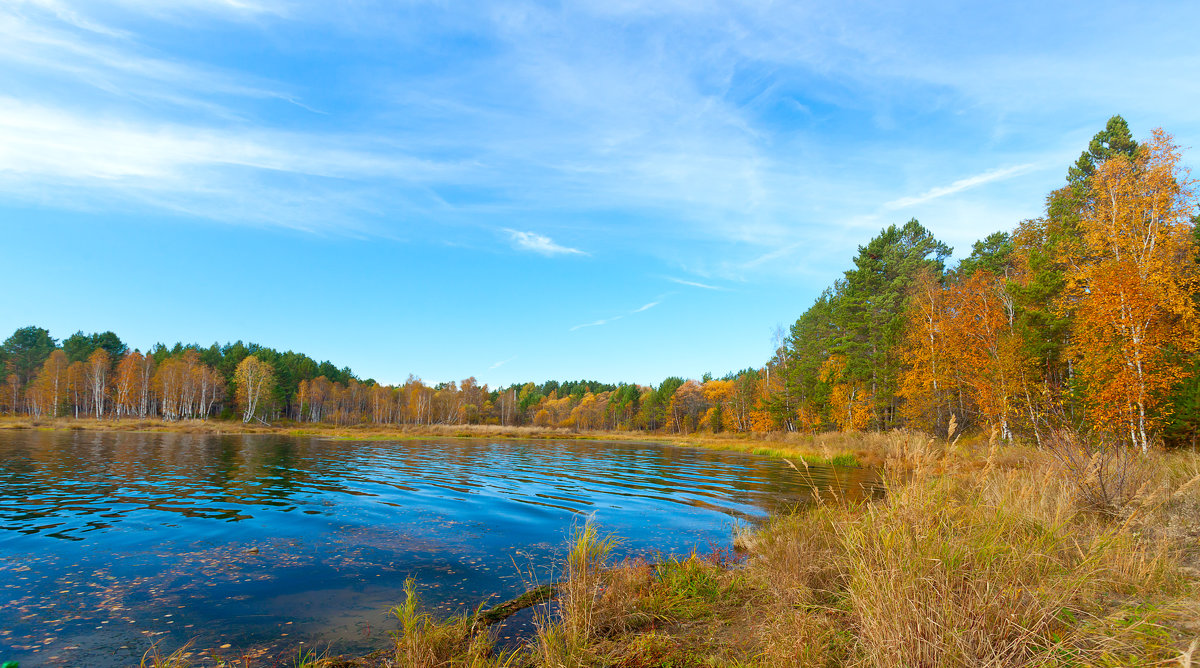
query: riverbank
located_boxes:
[0,416,867,467]
[333,431,1200,668]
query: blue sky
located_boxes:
[2,0,1199,388]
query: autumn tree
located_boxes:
[32,350,70,418]
[1070,129,1199,451]
[67,360,87,417]
[85,348,111,419]
[113,351,144,418]
[726,370,761,432]
[822,354,871,431]
[1010,116,1142,424]
[897,268,955,435]
[235,355,276,424]
[943,271,1025,441]
[701,379,733,433]
[667,380,704,433]
[3,370,20,415]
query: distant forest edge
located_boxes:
[5,117,1200,449]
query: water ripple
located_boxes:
[0,430,874,667]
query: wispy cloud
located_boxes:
[664,276,725,291]
[488,356,515,370]
[2,0,1199,283]
[570,316,620,331]
[0,98,460,228]
[0,5,297,112]
[505,229,588,256]
[570,296,665,332]
[742,242,802,270]
[884,163,1037,210]
[12,0,128,37]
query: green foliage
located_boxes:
[292,646,329,668]
[776,219,951,431]
[775,289,837,429]
[62,330,127,364]
[644,555,728,620]
[956,231,1014,277]
[827,453,858,467]
[1,326,57,386]
[1067,114,1139,191]
[1011,211,1074,398]
[1163,214,1200,446]
[642,376,684,430]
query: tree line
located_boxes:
[768,118,1200,450]
[3,117,1197,447]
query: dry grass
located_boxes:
[389,577,516,668]
[519,432,1200,667]
[532,522,633,667]
[138,640,195,668]
[736,434,1199,667]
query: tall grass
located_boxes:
[138,640,194,668]
[533,521,625,667]
[740,435,1193,667]
[390,577,514,668]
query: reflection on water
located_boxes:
[0,430,874,666]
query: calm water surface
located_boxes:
[0,431,873,666]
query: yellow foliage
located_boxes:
[1072,129,1199,450]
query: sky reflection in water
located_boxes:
[0,431,873,666]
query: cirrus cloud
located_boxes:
[505,229,588,256]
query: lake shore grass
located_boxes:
[9,420,1198,666]
[353,432,1200,668]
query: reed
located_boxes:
[138,640,194,668]
[389,577,514,668]
[736,438,1196,667]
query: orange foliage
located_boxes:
[897,269,952,433]
[1072,129,1199,450]
[944,271,1024,440]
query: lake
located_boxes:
[0,430,873,666]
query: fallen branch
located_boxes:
[473,583,559,627]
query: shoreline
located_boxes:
[0,416,869,468]
[5,421,1195,665]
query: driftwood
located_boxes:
[469,558,668,629]
[473,583,559,627]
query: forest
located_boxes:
[4,117,1198,450]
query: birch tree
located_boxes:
[1072,129,1199,451]
[235,355,275,423]
[85,348,110,419]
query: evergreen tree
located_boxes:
[2,326,58,387]
[832,219,952,428]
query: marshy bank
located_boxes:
[284,431,1200,668]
